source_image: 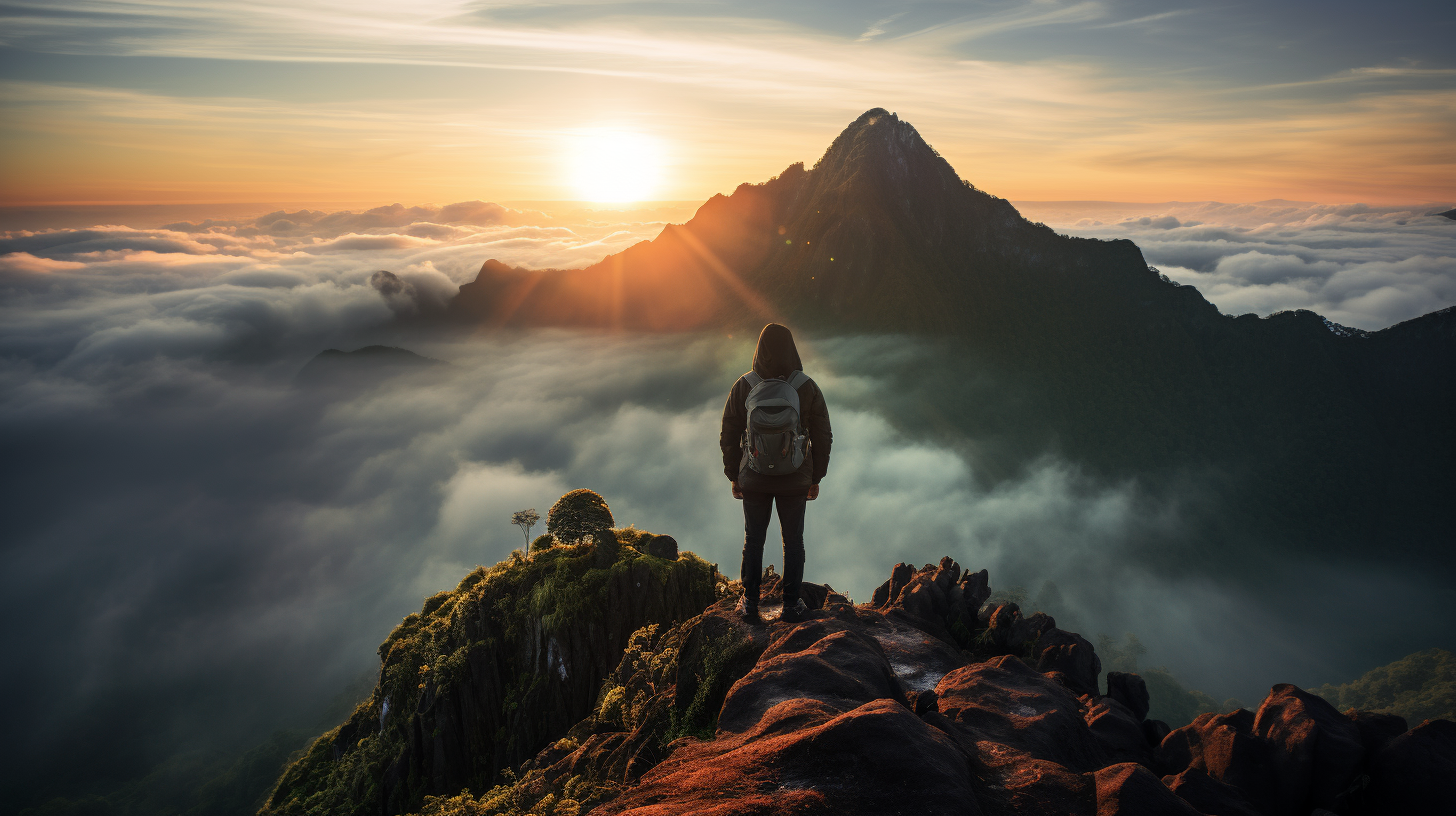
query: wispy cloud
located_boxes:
[1,1,1452,203]
[1092,8,1196,29]
[892,1,1106,45]
[856,12,905,43]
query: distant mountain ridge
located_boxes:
[295,345,444,388]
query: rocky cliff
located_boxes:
[260,518,721,816]
[287,549,1454,816]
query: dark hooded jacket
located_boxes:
[720,324,833,493]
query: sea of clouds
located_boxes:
[1018,199,1456,330]
[2,199,1452,794]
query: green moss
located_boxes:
[261,499,719,816]
[670,627,755,743]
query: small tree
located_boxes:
[510,509,540,546]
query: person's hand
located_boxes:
[807,484,820,501]
[731,481,743,500]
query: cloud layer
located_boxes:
[1021,199,1456,329]
[3,202,1453,803]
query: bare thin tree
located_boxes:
[510,508,541,545]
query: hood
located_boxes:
[751,323,803,379]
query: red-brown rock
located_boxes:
[1252,683,1364,814]
[935,655,1107,772]
[1161,766,1261,816]
[1155,709,1285,814]
[1085,697,1150,765]
[1094,762,1203,815]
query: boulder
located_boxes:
[1106,671,1150,721]
[1032,628,1102,696]
[947,567,991,635]
[1141,719,1170,750]
[897,557,960,623]
[935,654,1107,772]
[1162,767,1261,816]
[1364,718,1456,814]
[862,614,967,698]
[717,618,903,734]
[1252,683,1364,813]
[1010,611,1057,651]
[1094,762,1203,815]
[1155,709,1286,815]
[871,561,917,608]
[1085,696,1151,765]
[983,601,1021,650]
[642,533,678,560]
[1346,709,1407,755]
[771,699,981,814]
[599,698,983,815]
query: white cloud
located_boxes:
[2,200,1451,794]
[1022,200,1456,329]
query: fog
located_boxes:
[2,200,1453,801]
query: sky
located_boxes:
[2,0,1454,205]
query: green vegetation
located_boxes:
[1098,633,1147,675]
[1312,648,1456,725]
[510,509,540,545]
[395,615,762,816]
[260,496,720,816]
[544,489,614,545]
[1141,668,1242,728]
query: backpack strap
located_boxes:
[785,370,809,389]
[744,372,763,388]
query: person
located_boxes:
[720,323,832,623]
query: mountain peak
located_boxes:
[813,108,961,195]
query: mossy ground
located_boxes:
[396,611,760,816]
[261,530,720,816]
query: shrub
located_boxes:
[546,490,614,545]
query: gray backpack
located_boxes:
[741,371,810,475]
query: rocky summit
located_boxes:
[263,521,1455,816]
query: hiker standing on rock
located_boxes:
[721,323,832,624]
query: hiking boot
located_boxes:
[780,597,809,623]
[734,595,760,622]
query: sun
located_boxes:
[566,129,663,202]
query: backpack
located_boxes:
[741,371,810,476]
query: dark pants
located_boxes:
[740,490,807,606]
